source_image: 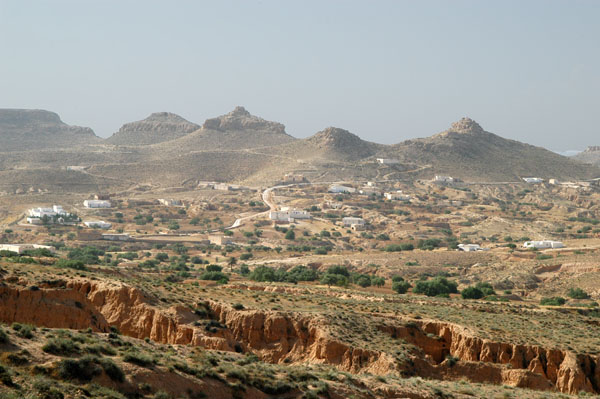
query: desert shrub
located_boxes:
[413,277,457,297]
[0,327,9,344]
[43,338,81,356]
[123,352,155,367]
[567,288,590,299]
[33,377,64,399]
[239,253,253,260]
[205,264,222,272]
[12,322,35,339]
[327,265,349,277]
[0,364,15,387]
[98,358,125,382]
[287,265,319,282]
[22,248,55,257]
[232,303,244,310]
[85,343,116,356]
[67,246,104,264]
[417,238,442,250]
[155,252,169,262]
[285,230,296,240]
[54,259,87,270]
[199,271,229,283]
[371,276,385,287]
[540,297,566,306]
[57,356,102,381]
[461,286,484,299]
[320,273,348,287]
[392,281,411,294]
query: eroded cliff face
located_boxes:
[0,279,598,394]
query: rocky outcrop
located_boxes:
[202,106,287,135]
[306,127,377,160]
[107,112,200,145]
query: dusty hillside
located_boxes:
[389,118,599,181]
[106,112,200,145]
[0,109,99,152]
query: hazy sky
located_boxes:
[1,1,598,151]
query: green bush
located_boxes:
[540,297,566,306]
[199,271,229,283]
[98,358,124,382]
[567,288,590,299]
[43,338,81,356]
[239,253,253,260]
[285,230,296,240]
[12,323,34,339]
[57,356,102,381]
[392,281,411,294]
[0,327,9,344]
[205,264,222,272]
[413,277,457,297]
[123,352,155,368]
[461,286,484,299]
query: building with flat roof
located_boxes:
[84,200,111,208]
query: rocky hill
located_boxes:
[0,109,98,152]
[573,146,600,166]
[156,106,296,152]
[106,112,200,145]
[303,127,380,160]
[389,118,598,181]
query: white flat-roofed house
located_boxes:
[458,244,482,252]
[328,185,356,194]
[377,158,400,164]
[269,209,311,222]
[84,221,112,229]
[83,200,111,208]
[28,205,67,218]
[523,177,544,184]
[158,199,183,207]
[27,205,75,225]
[523,240,564,249]
[208,235,233,246]
[385,191,411,201]
[342,217,365,227]
[0,244,55,254]
[434,175,455,184]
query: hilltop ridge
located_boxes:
[106,112,200,145]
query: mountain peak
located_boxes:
[308,127,361,147]
[449,117,484,134]
[202,107,286,134]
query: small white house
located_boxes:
[329,185,356,194]
[359,188,381,196]
[523,177,544,184]
[158,199,183,207]
[377,158,400,165]
[434,175,455,184]
[84,221,112,229]
[523,240,564,249]
[84,200,111,208]
[458,244,483,252]
[385,191,411,201]
[269,209,311,222]
[342,217,365,227]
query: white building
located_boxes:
[102,233,131,241]
[208,235,233,246]
[28,205,67,218]
[269,209,312,222]
[83,200,111,208]
[283,173,305,183]
[359,188,381,196]
[158,199,183,207]
[84,221,112,229]
[342,217,365,227]
[523,177,544,184]
[329,185,356,194]
[458,244,482,252]
[377,158,400,165]
[385,191,411,201]
[434,175,456,184]
[523,240,564,249]
[0,244,55,254]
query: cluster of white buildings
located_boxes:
[269,208,312,222]
[27,205,74,225]
[83,200,111,208]
[84,221,112,229]
[523,240,565,249]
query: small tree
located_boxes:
[228,257,237,272]
[285,230,296,240]
[392,281,411,294]
[461,286,484,299]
